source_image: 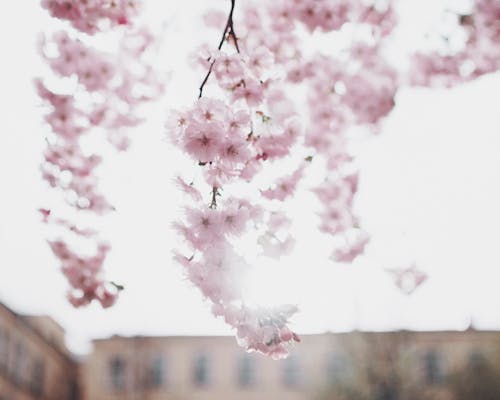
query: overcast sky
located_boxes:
[0,0,499,355]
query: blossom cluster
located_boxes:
[302,45,397,262]
[170,98,302,357]
[169,0,313,356]
[412,0,500,87]
[234,2,399,264]
[38,1,161,307]
[169,0,407,357]
[36,0,500,357]
[266,0,396,36]
[41,0,141,34]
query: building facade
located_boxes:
[80,330,500,400]
[1,299,500,400]
[0,302,79,400]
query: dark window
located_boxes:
[238,355,256,387]
[373,381,399,400]
[282,355,301,387]
[193,354,210,387]
[12,341,25,384]
[109,357,126,391]
[423,351,444,384]
[327,352,353,384]
[468,350,485,367]
[0,329,8,371]
[149,356,164,388]
[68,381,79,400]
[30,358,45,396]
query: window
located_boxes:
[423,351,445,384]
[68,381,79,400]
[282,355,301,387]
[238,354,256,387]
[193,354,210,387]
[327,352,353,384]
[30,358,45,396]
[467,350,485,367]
[12,341,25,384]
[374,381,399,400]
[109,356,126,391]
[0,329,8,370]
[149,356,164,388]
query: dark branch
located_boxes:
[209,187,219,209]
[198,0,240,98]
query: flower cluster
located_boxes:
[36,0,500,356]
[41,0,141,34]
[38,1,162,307]
[412,0,500,87]
[237,2,399,264]
[48,239,118,307]
[267,0,396,36]
[170,0,409,357]
[170,0,308,358]
[302,45,397,261]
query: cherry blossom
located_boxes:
[38,0,162,307]
[386,264,428,296]
[411,0,500,87]
[170,0,306,358]
[36,0,500,357]
[41,0,141,34]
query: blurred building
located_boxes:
[1,299,500,400]
[81,329,500,400]
[0,302,79,400]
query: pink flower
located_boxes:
[175,177,203,202]
[185,207,224,248]
[247,47,274,75]
[219,137,251,165]
[204,161,239,187]
[191,98,228,124]
[39,208,51,223]
[232,79,264,106]
[387,264,428,295]
[220,201,250,236]
[41,0,141,34]
[239,158,262,181]
[332,232,369,263]
[214,54,245,86]
[227,110,251,134]
[183,122,223,163]
[261,165,304,201]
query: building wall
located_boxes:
[2,298,499,400]
[80,330,500,400]
[0,303,78,400]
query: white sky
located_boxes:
[0,0,499,354]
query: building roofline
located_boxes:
[0,300,75,363]
[24,313,66,333]
[91,328,500,343]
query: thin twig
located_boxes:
[198,0,240,98]
[209,186,219,209]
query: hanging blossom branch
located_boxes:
[229,0,398,264]
[36,0,500,355]
[170,0,419,358]
[38,0,163,307]
[169,0,304,359]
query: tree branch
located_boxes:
[198,0,240,98]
